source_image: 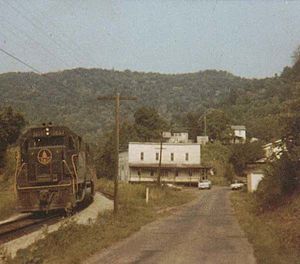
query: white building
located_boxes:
[197,136,209,145]
[263,139,285,160]
[167,132,189,143]
[247,171,264,192]
[231,125,246,143]
[120,142,210,184]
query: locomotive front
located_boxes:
[15,125,80,212]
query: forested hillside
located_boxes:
[0,63,298,142]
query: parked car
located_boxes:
[198,179,212,190]
[230,180,244,190]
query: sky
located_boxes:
[0,0,300,78]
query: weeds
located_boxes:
[231,192,300,264]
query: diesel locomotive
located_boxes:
[15,124,95,214]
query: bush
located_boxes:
[229,142,264,176]
[2,146,18,182]
[255,154,299,211]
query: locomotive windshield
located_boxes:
[31,136,65,147]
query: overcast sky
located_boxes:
[0,0,300,78]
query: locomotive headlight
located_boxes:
[46,132,50,136]
[45,128,50,132]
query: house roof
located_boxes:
[129,163,211,169]
[231,125,246,130]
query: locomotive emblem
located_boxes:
[37,149,52,165]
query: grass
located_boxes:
[0,147,18,221]
[0,174,16,221]
[231,191,300,264]
[8,179,195,264]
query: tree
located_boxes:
[0,107,25,166]
[134,107,168,141]
[229,142,264,175]
[205,110,231,141]
[181,112,202,141]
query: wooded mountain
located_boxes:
[0,64,298,142]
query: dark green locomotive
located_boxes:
[15,125,95,213]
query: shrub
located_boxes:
[229,142,264,176]
[255,154,299,211]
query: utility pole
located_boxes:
[98,93,137,214]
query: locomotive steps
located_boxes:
[0,192,113,259]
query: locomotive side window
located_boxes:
[31,136,65,147]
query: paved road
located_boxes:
[85,187,256,264]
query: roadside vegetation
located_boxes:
[231,96,300,264]
[0,107,24,221]
[231,191,300,264]
[8,179,195,264]
[0,187,15,221]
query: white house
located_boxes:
[231,125,246,143]
[168,132,189,143]
[247,171,264,192]
[120,142,210,184]
[197,136,209,145]
[263,139,285,160]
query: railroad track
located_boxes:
[100,190,114,200]
[0,193,112,244]
[0,213,63,244]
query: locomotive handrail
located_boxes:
[14,162,26,195]
[62,160,76,194]
[16,183,72,190]
[71,154,79,192]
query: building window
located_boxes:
[175,170,178,177]
[138,169,141,176]
[189,169,192,176]
[156,152,159,161]
[140,152,144,161]
[171,153,174,161]
[150,170,154,176]
[185,153,189,161]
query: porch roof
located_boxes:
[129,163,211,169]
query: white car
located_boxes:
[230,180,244,190]
[198,180,212,190]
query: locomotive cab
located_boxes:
[15,125,95,213]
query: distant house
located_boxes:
[231,125,246,143]
[119,142,211,184]
[168,132,189,143]
[246,161,265,192]
[197,136,209,145]
[247,170,264,192]
[263,139,285,160]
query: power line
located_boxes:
[0,47,42,73]
[4,0,83,66]
[0,16,72,69]
[13,0,100,67]
[0,46,79,99]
